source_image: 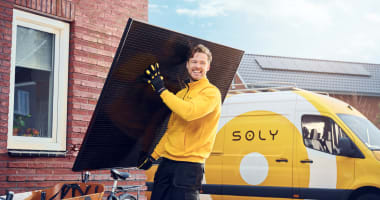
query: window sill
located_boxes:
[8,149,66,157]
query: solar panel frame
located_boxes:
[72,18,244,171]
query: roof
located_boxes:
[236,54,380,96]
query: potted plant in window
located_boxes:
[26,127,40,137]
[13,114,32,136]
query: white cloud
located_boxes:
[149,3,169,14]
[176,1,228,17]
[171,0,380,63]
[365,13,380,24]
[336,33,376,59]
[176,0,332,27]
[149,4,168,9]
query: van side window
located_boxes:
[331,122,351,155]
[301,115,350,155]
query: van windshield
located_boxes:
[338,114,380,150]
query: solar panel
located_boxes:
[256,57,370,76]
[72,19,244,171]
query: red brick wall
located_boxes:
[0,0,12,154]
[230,74,246,90]
[0,0,12,193]
[0,0,148,198]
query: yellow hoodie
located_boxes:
[151,77,221,163]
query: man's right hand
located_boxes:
[138,155,155,170]
[143,63,166,95]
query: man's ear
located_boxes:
[206,63,210,72]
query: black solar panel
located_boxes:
[72,18,244,171]
[255,57,370,76]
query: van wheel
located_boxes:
[356,193,380,200]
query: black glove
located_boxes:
[138,155,155,170]
[144,63,166,94]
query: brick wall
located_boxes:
[0,0,148,198]
[0,0,12,155]
[230,73,246,90]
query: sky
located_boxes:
[148,0,380,64]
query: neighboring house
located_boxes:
[0,0,148,196]
[233,54,380,128]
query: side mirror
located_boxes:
[338,137,364,158]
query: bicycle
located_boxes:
[0,191,14,200]
[106,168,143,200]
[82,169,142,200]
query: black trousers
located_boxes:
[151,158,204,200]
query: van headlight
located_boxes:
[373,151,380,161]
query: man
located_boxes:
[139,44,221,200]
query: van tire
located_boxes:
[355,193,380,200]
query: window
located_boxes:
[301,115,351,155]
[7,10,69,151]
[14,89,30,116]
[338,114,380,150]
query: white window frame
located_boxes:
[7,9,69,151]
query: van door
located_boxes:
[296,114,355,199]
[221,111,295,199]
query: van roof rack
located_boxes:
[229,82,299,94]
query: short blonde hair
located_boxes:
[189,44,212,64]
